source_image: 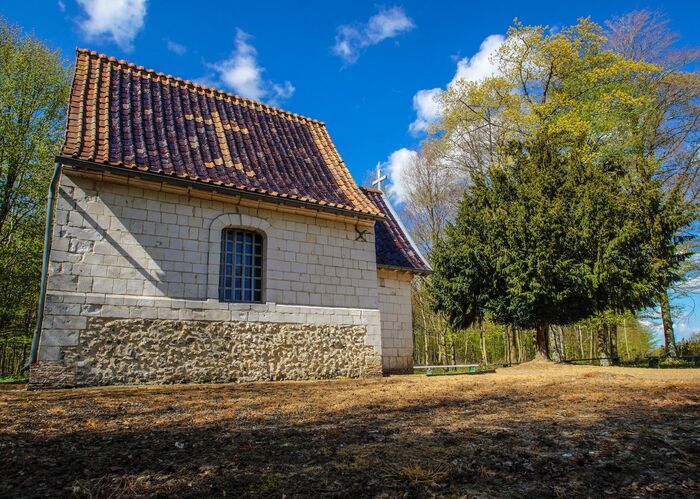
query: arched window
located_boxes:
[219,228,263,303]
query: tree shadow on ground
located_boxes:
[1,376,698,498]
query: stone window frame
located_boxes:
[207,213,272,303]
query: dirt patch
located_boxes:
[0,383,27,391]
[1,364,698,497]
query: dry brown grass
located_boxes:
[1,363,698,497]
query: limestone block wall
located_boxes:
[377,269,414,373]
[35,168,382,386]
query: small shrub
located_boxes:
[658,358,695,369]
[0,374,27,384]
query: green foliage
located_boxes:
[431,136,660,330]
[428,19,694,337]
[0,18,70,334]
[604,10,700,357]
[677,332,700,356]
[0,373,26,384]
[658,358,695,368]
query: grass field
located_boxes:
[1,363,698,497]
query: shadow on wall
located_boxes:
[60,186,164,290]
[57,176,224,301]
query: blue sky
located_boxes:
[2,0,699,342]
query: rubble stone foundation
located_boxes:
[30,318,382,389]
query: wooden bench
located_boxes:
[414,364,480,375]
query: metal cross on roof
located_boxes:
[371,163,387,192]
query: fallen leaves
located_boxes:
[0,363,698,497]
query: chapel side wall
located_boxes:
[377,268,414,374]
[35,170,382,385]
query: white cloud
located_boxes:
[165,39,187,56]
[333,7,415,64]
[214,29,265,99]
[365,7,415,43]
[674,320,693,338]
[638,318,662,333]
[676,275,700,293]
[76,0,147,52]
[450,34,505,86]
[674,255,700,293]
[271,81,296,101]
[408,88,442,134]
[409,34,504,134]
[383,35,506,205]
[379,148,418,204]
[208,29,295,104]
[58,0,66,12]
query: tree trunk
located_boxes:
[418,304,429,365]
[597,323,611,366]
[517,328,525,362]
[609,324,619,364]
[437,328,446,365]
[479,325,488,365]
[659,289,678,358]
[560,325,567,360]
[535,324,550,360]
[423,332,429,366]
[464,332,469,363]
[577,325,585,358]
[622,319,630,361]
[548,325,565,362]
[509,326,518,364]
[451,337,457,367]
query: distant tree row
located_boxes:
[675,332,700,356]
[413,287,656,366]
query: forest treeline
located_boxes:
[0,20,70,337]
[395,11,700,365]
[413,297,656,366]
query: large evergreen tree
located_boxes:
[429,19,693,359]
[431,136,659,358]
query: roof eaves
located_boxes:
[58,155,385,221]
[378,263,432,275]
[360,187,432,272]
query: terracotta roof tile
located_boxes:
[61,49,381,217]
[361,188,431,273]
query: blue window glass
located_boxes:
[219,229,263,303]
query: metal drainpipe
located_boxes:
[22,161,62,372]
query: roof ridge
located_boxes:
[360,186,383,194]
[74,48,326,126]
